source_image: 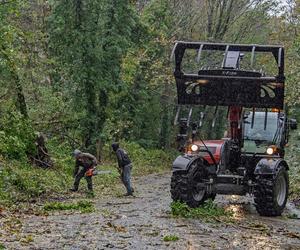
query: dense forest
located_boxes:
[0,0,300,200]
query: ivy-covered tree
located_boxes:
[48,0,139,148]
[0,0,28,118]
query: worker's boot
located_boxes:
[123,192,133,196]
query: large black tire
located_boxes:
[170,159,214,208]
[254,166,289,216]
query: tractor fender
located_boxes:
[172,155,202,173]
[254,158,289,176]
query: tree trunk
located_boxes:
[15,77,28,118]
[1,45,28,118]
[159,81,172,148]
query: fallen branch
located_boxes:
[30,157,52,168]
[238,224,269,232]
[33,120,63,125]
[105,201,132,206]
[283,232,300,239]
[62,133,81,146]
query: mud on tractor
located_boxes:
[170,41,297,216]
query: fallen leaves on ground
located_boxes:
[283,231,300,239]
[106,221,127,233]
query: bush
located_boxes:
[0,160,72,203]
[0,137,74,204]
[0,111,36,160]
[46,137,74,176]
[285,129,300,201]
[102,140,176,175]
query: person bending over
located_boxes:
[70,149,97,193]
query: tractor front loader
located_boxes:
[170,41,297,216]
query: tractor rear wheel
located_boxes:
[254,165,289,216]
[170,159,213,208]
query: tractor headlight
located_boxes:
[266,147,274,155]
[266,145,277,155]
[191,144,199,152]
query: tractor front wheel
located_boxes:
[254,165,289,216]
[170,159,213,208]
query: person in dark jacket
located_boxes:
[70,149,97,192]
[112,143,134,196]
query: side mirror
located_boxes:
[289,118,297,130]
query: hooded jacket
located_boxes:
[112,143,131,168]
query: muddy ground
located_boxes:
[1,173,300,250]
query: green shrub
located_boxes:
[46,137,74,176]
[163,235,179,242]
[44,200,94,213]
[102,140,176,175]
[0,111,36,160]
[0,157,72,203]
[170,200,233,221]
[285,129,300,201]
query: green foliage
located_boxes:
[46,137,74,176]
[44,200,94,213]
[0,135,176,204]
[287,213,298,219]
[163,235,179,242]
[0,137,73,204]
[0,0,22,74]
[0,243,5,250]
[106,0,175,147]
[285,129,300,201]
[48,0,142,147]
[0,160,71,203]
[171,200,233,221]
[0,111,36,160]
[102,141,176,175]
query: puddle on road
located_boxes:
[219,195,256,220]
[219,194,300,223]
[225,204,246,220]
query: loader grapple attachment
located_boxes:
[172,41,285,109]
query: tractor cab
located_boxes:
[242,111,287,156]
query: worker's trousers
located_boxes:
[73,167,93,191]
[121,164,133,194]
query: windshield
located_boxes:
[243,112,279,143]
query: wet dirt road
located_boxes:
[1,173,300,249]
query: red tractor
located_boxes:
[170,41,296,216]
